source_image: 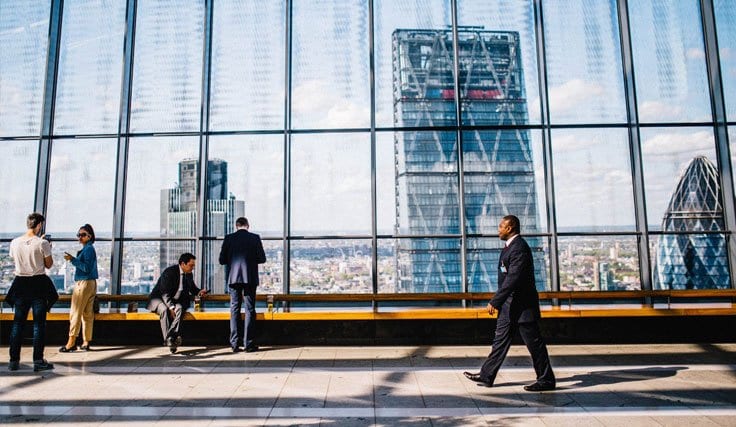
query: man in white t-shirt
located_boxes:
[7,212,58,372]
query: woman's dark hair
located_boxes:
[79,224,95,243]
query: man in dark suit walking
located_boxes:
[464,215,556,391]
[219,217,266,353]
[148,253,207,353]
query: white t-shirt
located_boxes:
[9,234,52,276]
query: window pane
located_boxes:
[121,240,195,294]
[552,128,635,232]
[464,129,546,234]
[390,131,460,235]
[204,239,282,294]
[291,0,370,129]
[130,0,204,133]
[650,233,730,290]
[53,0,125,135]
[207,135,284,237]
[468,236,549,292]
[558,235,641,291]
[714,0,736,121]
[291,133,371,235]
[731,126,736,195]
[124,137,200,237]
[458,0,541,125]
[0,242,14,293]
[629,0,711,123]
[0,141,37,233]
[47,241,112,295]
[45,139,116,237]
[290,239,372,293]
[395,237,461,293]
[378,130,462,235]
[543,0,627,124]
[640,128,718,230]
[0,0,51,136]
[374,0,451,128]
[209,0,285,131]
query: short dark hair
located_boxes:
[27,212,45,229]
[178,253,196,265]
[79,224,96,243]
[236,217,249,227]
[502,215,521,234]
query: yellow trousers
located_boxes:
[68,279,96,342]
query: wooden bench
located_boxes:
[1,290,734,321]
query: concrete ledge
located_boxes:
[2,305,735,322]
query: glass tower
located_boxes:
[160,159,245,293]
[655,156,730,289]
[392,28,544,293]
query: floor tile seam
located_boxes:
[4,405,736,418]
[46,364,736,374]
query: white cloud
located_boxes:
[550,133,592,153]
[292,79,369,128]
[686,48,705,60]
[720,47,734,60]
[638,101,685,122]
[641,130,714,157]
[547,79,605,114]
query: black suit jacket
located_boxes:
[219,229,266,286]
[147,264,201,311]
[490,235,541,323]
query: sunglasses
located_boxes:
[76,233,89,238]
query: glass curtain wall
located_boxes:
[1,0,735,299]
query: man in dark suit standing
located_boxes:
[219,217,266,353]
[148,253,207,354]
[464,215,556,391]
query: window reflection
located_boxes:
[290,133,371,235]
[458,0,541,124]
[124,137,200,239]
[552,128,635,232]
[46,139,116,238]
[467,237,550,292]
[290,239,372,294]
[558,236,641,291]
[0,141,37,233]
[48,241,112,295]
[0,0,51,136]
[210,0,285,131]
[543,0,626,124]
[374,0,452,128]
[130,0,204,132]
[207,135,284,238]
[714,0,736,121]
[204,239,282,294]
[629,0,712,122]
[54,0,125,135]
[291,0,370,129]
[650,233,730,290]
[121,240,194,295]
[640,127,718,229]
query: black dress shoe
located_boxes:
[59,345,77,353]
[231,347,242,353]
[463,371,493,387]
[244,345,259,353]
[523,382,555,392]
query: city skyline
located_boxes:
[1,1,735,294]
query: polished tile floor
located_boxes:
[1,343,735,426]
